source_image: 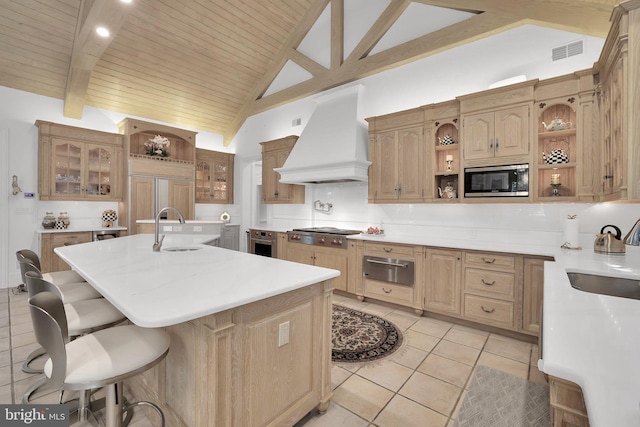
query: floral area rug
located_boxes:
[332,304,403,363]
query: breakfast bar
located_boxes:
[55,234,339,427]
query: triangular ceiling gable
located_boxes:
[263,60,314,97]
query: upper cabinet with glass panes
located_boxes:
[36,121,124,201]
[195,148,234,204]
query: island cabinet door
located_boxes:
[424,249,462,316]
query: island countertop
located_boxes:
[54,234,340,328]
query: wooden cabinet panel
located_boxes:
[522,257,550,334]
[463,294,515,329]
[550,376,590,427]
[37,121,123,201]
[425,249,462,315]
[130,177,154,233]
[464,252,515,270]
[462,105,530,160]
[285,244,348,292]
[364,280,413,306]
[367,120,424,203]
[260,136,305,204]
[363,242,414,258]
[40,232,92,273]
[195,148,234,204]
[168,180,194,220]
[464,268,515,300]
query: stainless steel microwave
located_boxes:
[464,164,529,197]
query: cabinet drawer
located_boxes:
[364,279,413,305]
[364,242,414,258]
[464,268,515,300]
[51,232,92,246]
[465,252,515,270]
[463,294,514,329]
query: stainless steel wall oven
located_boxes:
[248,229,278,257]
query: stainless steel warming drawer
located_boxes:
[363,256,415,286]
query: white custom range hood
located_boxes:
[275,85,371,184]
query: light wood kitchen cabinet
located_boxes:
[593,2,640,201]
[462,251,523,331]
[359,241,422,314]
[40,232,92,273]
[550,376,590,426]
[285,243,348,292]
[195,148,234,204]
[366,108,425,203]
[260,136,305,204]
[119,118,197,232]
[522,256,552,335]
[424,248,462,316]
[534,72,596,202]
[461,105,530,161]
[36,121,124,201]
[427,100,461,202]
[458,81,535,166]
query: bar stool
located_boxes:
[22,271,127,403]
[18,260,102,374]
[18,259,102,303]
[28,291,170,427]
[16,249,85,286]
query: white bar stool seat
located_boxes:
[16,249,84,285]
[29,292,170,427]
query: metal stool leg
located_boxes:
[21,346,46,374]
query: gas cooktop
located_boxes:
[291,227,362,235]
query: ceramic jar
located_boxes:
[56,212,70,229]
[42,212,56,229]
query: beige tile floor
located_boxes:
[1,288,547,427]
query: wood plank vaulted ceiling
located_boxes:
[0,0,618,146]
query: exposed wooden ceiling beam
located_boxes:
[345,0,412,63]
[331,0,344,69]
[249,12,521,116]
[413,0,615,37]
[223,0,330,145]
[63,0,133,118]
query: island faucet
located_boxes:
[153,207,186,252]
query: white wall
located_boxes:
[2,23,638,288]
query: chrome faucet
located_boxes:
[624,218,640,246]
[153,207,186,252]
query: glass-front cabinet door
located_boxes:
[50,139,117,199]
[53,139,83,197]
[211,154,230,201]
[86,145,114,197]
[195,160,211,200]
[195,148,234,204]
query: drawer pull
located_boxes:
[481,306,495,314]
[482,258,496,264]
[366,258,409,268]
[382,288,393,294]
[481,279,496,286]
[383,247,393,253]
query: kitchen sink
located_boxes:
[567,272,640,300]
[162,246,202,252]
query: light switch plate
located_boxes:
[278,321,290,347]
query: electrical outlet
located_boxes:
[278,321,290,347]
[163,225,172,232]
[193,226,202,232]
[173,225,183,232]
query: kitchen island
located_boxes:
[55,234,339,427]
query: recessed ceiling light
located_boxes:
[120,0,132,3]
[96,27,110,37]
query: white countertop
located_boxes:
[351,232,640,427]
[37,225,128,234]
[54,234,339,328]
